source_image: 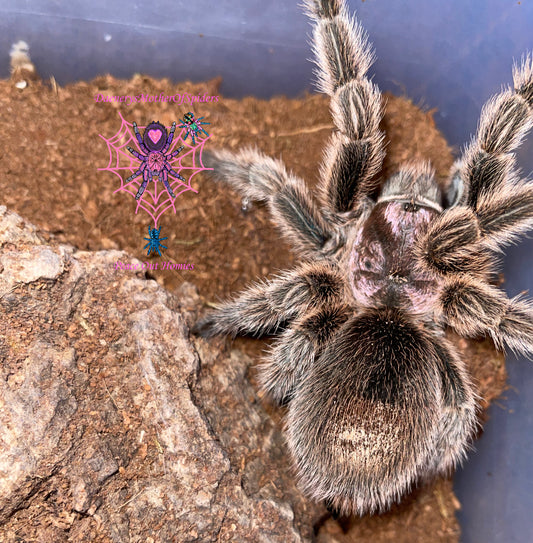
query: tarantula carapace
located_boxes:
[194,0,533,516]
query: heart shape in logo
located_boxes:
[148,129,162,144]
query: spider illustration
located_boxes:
[144,224,167,257]
[194,0,533,517]
[126,121,185,200]
[178,112,210,145]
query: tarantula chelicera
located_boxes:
[194,0,533,516]
[126,120,185,200]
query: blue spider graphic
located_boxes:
[178,112,210,145]
[144,225,168,257]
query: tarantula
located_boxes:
[144,225,168,257]
[126,120,185,200]
[178,112,210,145]
[194,0,533,516]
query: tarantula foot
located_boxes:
[201,149,217,171]
[190,315,219,338]
[277,391,293,408]
[325,499,341,520]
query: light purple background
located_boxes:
[1,1,532,541]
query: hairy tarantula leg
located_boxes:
[204,147,335,255]
[132,122,150,154]
[162,121,177,153]
[304,0,385,217]
[441,276,533,357]
[427,339,478,474]
[192,263,343,338]
[259,305,350,405]
[448,55,533,208]
[127,145,145,161]
[161,170,176,198]
[415,182,533,275]
[474,182,533,250]
[416,58,533,275]
[135,170,150,200]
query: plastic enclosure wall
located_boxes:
[1,1,532,541]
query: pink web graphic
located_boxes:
[98,111,212,227]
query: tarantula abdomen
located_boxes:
[286,307,475,515]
